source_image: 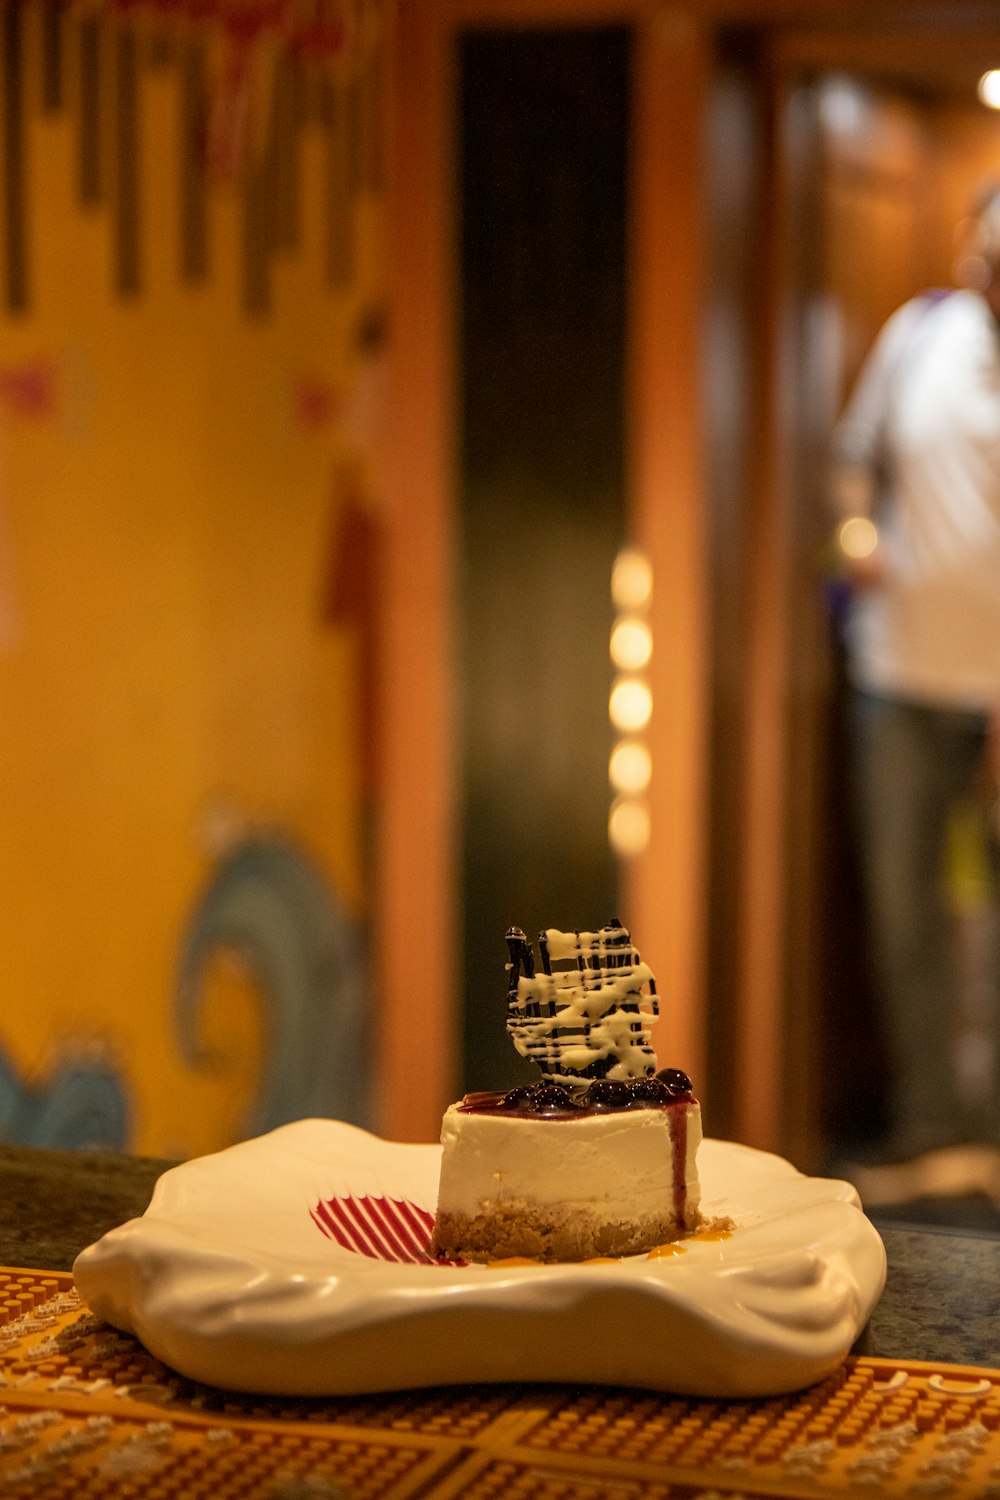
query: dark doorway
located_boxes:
[458,28,629,1090]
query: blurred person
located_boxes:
[830,188,1000,1169]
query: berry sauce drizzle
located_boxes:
[672,1105,689,1232]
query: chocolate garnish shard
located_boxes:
[506,921,659,1086]
[505,925,534,996]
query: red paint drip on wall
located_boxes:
[0,359,57,419]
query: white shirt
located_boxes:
[833,288,1000,711]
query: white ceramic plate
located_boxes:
[73,1119,886,1399]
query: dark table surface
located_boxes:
[2,1143,1000,1371]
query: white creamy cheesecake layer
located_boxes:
[436,1102,701,1219]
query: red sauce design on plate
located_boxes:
[310,1194,465,1265]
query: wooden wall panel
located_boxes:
[0,0,387,1157]
[702,60,761,1140]
[625,9,710,1089]
[381,0,457,1140]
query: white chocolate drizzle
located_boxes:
[505,920,658,1085]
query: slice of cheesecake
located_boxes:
[430,1072,702,1263]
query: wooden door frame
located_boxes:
[733,54,827,1159]
[381,0,712,1140]
[381,0,994,1151]
[729,21,1000,1161]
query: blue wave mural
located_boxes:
[0,1047,129,1150]
[174,833,369,1135]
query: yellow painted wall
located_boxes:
[0,4,382,1157]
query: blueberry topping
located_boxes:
[499,1085,535,1110]
[655,1067,693,1095]
[461,1068,692,1117]
[585,1079,630,1109]
[629,1077,672,1104]
[532,1083,575,1112]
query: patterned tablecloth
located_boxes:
[2,1265,1000,1499]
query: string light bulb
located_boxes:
[609,796,651,857]
[610,616,653,672]
[979,70,1000,109]
[611,549,652,611]
[609,677,652,733]
[609,740,652,795]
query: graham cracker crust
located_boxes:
[430,1202,705,1264]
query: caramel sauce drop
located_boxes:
[485,1257,542,1267]
[647,1242,686,1258]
